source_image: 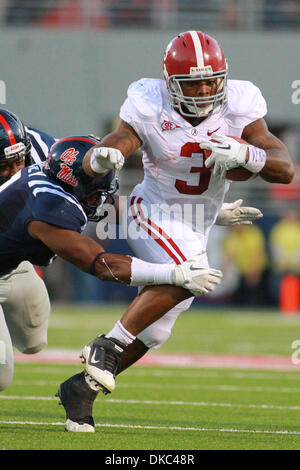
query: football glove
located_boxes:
[172,253,223,296]
[216,199,263,226]
[201,133,249,179]
[90,147,124,174]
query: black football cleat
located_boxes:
[56,372,98,432]
[80,335,126,394]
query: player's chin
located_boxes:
[197,102,209,108]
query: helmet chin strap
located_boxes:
[183,101,214,118]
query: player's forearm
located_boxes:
[242,119,294,184]
[259,147,294,184]
[82,122,142,177]
[100,128,141,157]
[82,148,103,177]
[91,253,175,286]
[92,252,223,299]
[54,242,174,286]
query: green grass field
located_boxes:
[1,304,300,450]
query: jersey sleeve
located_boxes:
[225,80,267,129]
[26,127,56,163]
[28,189,87,233]
[120,78,163,138]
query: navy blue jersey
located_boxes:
[25,127,56,163]
[0,164,87,276]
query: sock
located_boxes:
[106,320,136,346]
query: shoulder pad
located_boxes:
[125,78,164,121]
[226,80,267,118]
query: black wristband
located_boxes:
[89,252,106,275]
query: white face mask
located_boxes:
[167,70,228,119]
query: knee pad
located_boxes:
[22,342,47,355]
[4,265,50,353]
[0,362,13,391]
[0,317,14,391]
[138,325,171,349]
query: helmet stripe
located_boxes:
[57,137,97,146]
[0,114,17,145]
[189,31,204,68]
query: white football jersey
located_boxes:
[120,78,267,244]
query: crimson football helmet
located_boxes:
[163,31,228,118]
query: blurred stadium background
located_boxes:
[1,0,299,312]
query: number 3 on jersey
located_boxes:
[175,142,211,195]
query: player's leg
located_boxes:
[58,280,192,431]
[82,197,204,390]
[0,305,14,391]
[116,338,149,373]
[59,198,207,431]
[113,197,201,372]
[3,262,51,354]
[116,195,205,349]
[116,296,193,374]
[57,284,192,432]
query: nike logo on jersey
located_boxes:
[161,120,181,132]
[207,127,221,136]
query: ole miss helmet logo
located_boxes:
[161,120,181,132]
[57,164,78,187]
[60,147,79,165]
[57,147,79,187]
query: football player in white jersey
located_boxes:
[59,31,294,431]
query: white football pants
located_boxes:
[0,261,50,391]
[124,194,209,349]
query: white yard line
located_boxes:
[1,419,300,436]
[1,394,300,410]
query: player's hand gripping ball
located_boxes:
[201,134,254,181]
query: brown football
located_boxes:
[203,135,254,181]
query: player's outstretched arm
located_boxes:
[27,221,222,296]
[82,119,142,177]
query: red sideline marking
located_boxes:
[138,353,299,371]
[14,350,300,371]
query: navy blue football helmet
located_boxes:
[43,135,118,222]
[0,108,32,184]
